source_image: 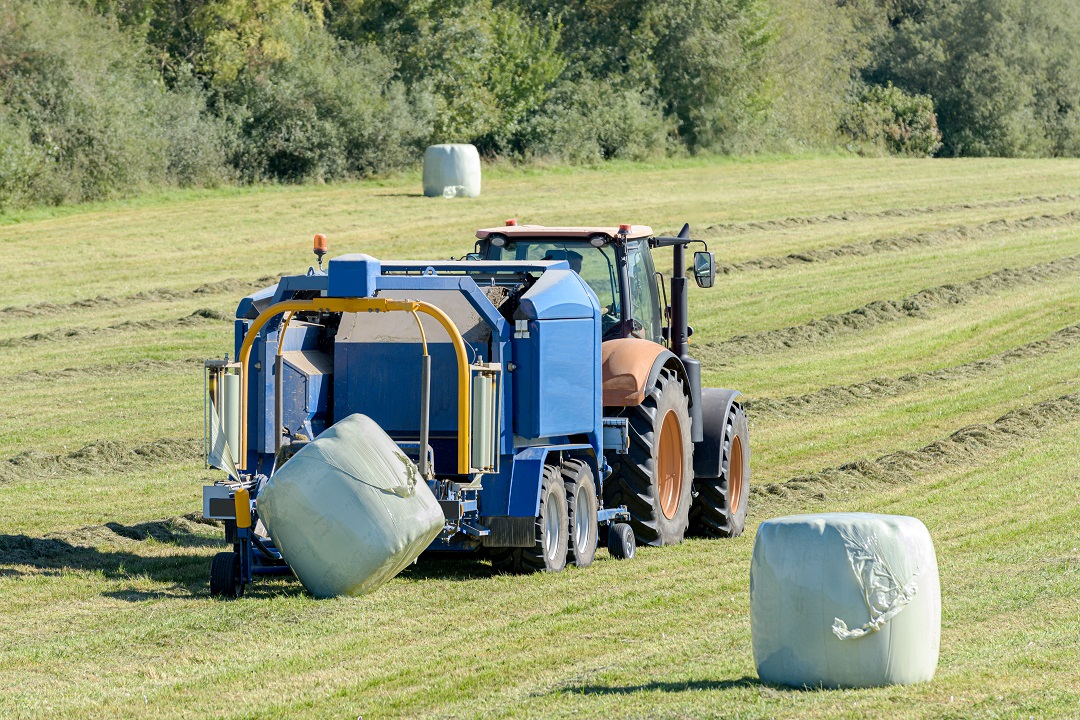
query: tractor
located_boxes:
[202,222,749,597]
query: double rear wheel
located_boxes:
[491,459,601,573]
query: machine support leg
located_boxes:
[419,354,432,478]
[274,354,284,455]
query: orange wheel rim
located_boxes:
[729,434,745,514]
[658,410,684,520]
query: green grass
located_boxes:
[1,155,1079,719]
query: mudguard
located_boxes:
[693,388,743,478]
[602,338,701,442]
[602,338,688,407]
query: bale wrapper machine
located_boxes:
[203,224,749,597]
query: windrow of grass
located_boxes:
[3,157,1080,306]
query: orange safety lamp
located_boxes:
[505,218,518,226]
[313,233,328,270]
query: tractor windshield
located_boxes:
[485,241,621,331]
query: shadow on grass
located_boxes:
[398,554,497,582]
[0,527,225,601]
[558,676,765,695]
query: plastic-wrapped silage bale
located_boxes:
[257,414,444,597]
[423,144,481,198]
[750,513,940,688]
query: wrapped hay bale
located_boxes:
[423,144,481,198]
[751,512,940,688]
[257,414,444,597]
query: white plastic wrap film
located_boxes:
[422,144,481,198]
[207,402,238,479]
[220,373,240,470]
[750,513,940,688]
[256,414,445,597]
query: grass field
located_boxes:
[1,156,1079,719]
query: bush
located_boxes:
[223,24,430,182]
[520,78,673,163]
[842,83,943,157]
[0,0,230,208]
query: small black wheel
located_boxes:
[491,464,569,573]
[608,522,636,560]
[563,459,598,568]
[210,551,243,598]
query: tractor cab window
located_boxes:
[484,240,622,334]
[626,240,662,343]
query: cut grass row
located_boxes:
[3,156,1080,306]
[6,201,1079,336]
[2,252,1077,464]
[4,215,1077,375]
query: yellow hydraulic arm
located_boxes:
[235,297,471,474]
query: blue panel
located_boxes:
[236,284,276,319]
[327,254,380,298]
[513,317,597,438]
[507,447,549,517]
[271,272,327,304]
[334,342,486,436]
[518,269,599,320]
[503,445,596,517]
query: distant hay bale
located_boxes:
[423,144,481,198]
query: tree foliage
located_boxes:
[1,0,1078,209]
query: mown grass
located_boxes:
[1,155,1079,719]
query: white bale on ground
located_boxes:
[750,512,940,688]
[257,414,444,597]
[423,143,481,198]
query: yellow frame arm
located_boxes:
[236,297,471,474]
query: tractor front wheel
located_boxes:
[604,368,693,547]
[491,464,569,573]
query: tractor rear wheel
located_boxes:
[563,459,598,568]
[689,403,750,537]
[210,551,243,598]
[491,464,569,573]
[603,368,693,546]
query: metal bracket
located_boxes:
[602,417,630,455]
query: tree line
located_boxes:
[1,0,1078,209]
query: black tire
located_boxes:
[603,368,693,547]
[689,403,750,538]
[607,522,636,560]
[491,464,569,573]
[563,459,598,568]
[210,551,243,598]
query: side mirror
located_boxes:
[693,251,716,288]
[464,252,482,261]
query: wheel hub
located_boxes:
[729,434,745,514]
[544,493,559,560]
[657,409,684,520]
[574,491,590,550]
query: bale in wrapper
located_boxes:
[750,513,940,688]
[256,414,444,597]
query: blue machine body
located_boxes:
[233,255,608,550]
